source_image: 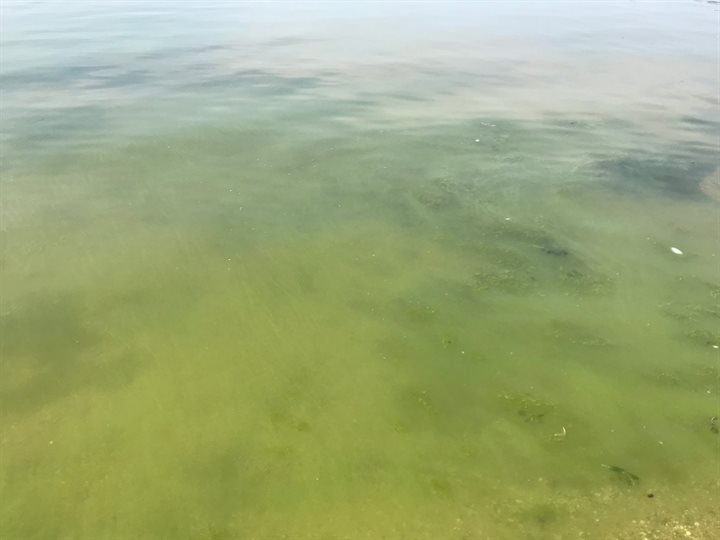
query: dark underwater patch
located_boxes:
[594,156,716,199]
[0,295,139,414]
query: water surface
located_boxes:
[1,2,719,539]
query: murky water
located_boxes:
[1,2,719,539]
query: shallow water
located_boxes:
[1,2,719,539]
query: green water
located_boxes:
[1,2,719,539]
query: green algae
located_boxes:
[683,329,720,347]
[547,321,612,348]
[1,6,719,535]
[2,117,718,538]
[472,268,537,294]
[499,392,557,424]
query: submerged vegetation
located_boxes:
[593,156,718,199]
[1,115,718,539]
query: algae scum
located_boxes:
[1,2,719,539]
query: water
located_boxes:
[1,2,719,538]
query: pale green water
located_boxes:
[1,2,719,539]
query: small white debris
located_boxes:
[505,217,511,221]
[49,441,54,445]
[671,247,683,255]
[474,138,480,143]
[712,345,718,349]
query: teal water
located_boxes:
[1,2,719,539]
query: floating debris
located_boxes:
[671,247,683,255]
[602,464,640,487]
